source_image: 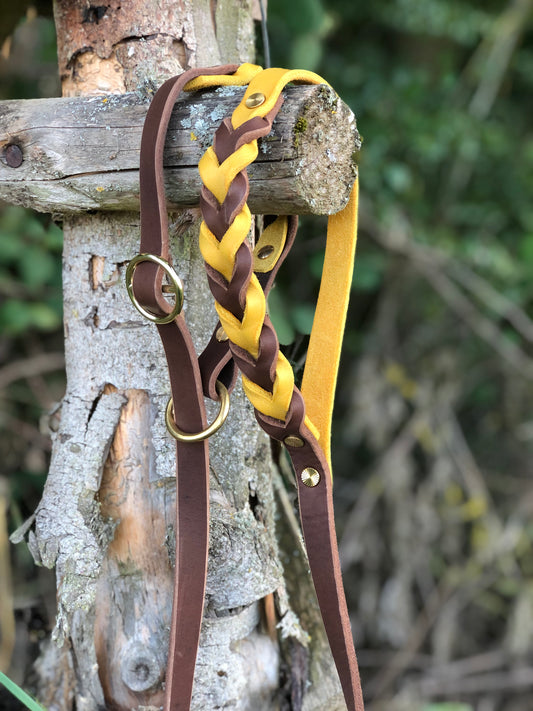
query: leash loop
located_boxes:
[198,67,365,711]
[165,380,230,442]
[128,62,364,711]
[126,253,183,324]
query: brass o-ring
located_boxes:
[165,381,230,442]
[125,253,183,325]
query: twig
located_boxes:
[445,257,533,344]
[468,0,533,121]
[353,649,433,670]
[438,406,492,502]
[446,0,533,196]
[417,665,533,696]
[409,239,533,345]
[367,568,501,701]
[356,648,507,678]
[339,413,420,569]
[272,469,308,561]
[0,477,15,672]
[366,581,452,699]
[0,352,65,390]
[414,260,533,377]
[427,649,508,680]
[360,204,533,379]
[5,416,52,451]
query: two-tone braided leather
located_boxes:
[199,105,308,433]
[198,70,365,711]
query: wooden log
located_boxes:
[0,85,359,216]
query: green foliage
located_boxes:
[0,12,59,101]
[0,207,63,335]
[268,1,533,709]
[268,0,334,69]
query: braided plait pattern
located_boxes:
[198,108,307,429]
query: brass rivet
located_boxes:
[301,467,321,487]
[216,326,229,342]
[284,435,304,448]
[245,92,266,108]
[257,244,275,260]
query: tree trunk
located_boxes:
[19,2,347,709]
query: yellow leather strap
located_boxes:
[232,67,327,127]
[184,62,263,91]
[252,217,288,273]
[301,181,358,465]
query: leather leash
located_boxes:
[126,64,364,711]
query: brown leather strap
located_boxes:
[134,65,240,316]
[158,315,209,711]
[132,65,295,711]
[131,64,364,711]
[132,66,238,711]
[257,401,365,711]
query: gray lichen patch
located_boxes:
[179,98,231,148]
[318,83,340,111]
[213,85,244,99]
[277,608,310,647]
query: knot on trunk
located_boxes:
[120,640,164,693]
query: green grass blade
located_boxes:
[0,671,47,711]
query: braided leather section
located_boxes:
[198,69,365,711]
[199,105,306,428]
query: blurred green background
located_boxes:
[1,2,532,710]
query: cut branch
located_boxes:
[0,85,359,215]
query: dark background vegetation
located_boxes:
[1,2,532,710]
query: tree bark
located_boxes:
[0,86,359,215]
[13,2,349,709]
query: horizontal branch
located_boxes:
[0,85,360,215]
